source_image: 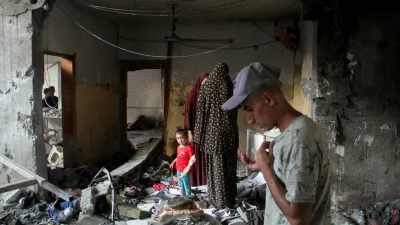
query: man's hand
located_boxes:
[238,150,260,171]
[254,141,275,173]
[169,162,175,170]
[188,131,194,143]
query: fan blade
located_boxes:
[165,36,233,43]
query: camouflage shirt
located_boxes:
[264,116,331,225]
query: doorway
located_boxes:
[43,52,76,169]
[126,69,163,126]
[120,60,169,152]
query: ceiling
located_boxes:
[72,0,301,22]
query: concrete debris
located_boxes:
[115,203,152,219]
[0,202,18,211]
[43,108,62,118]
[1,189,23,204]
[77,214,109,225]
[80,187,96,216]
[137,203,156,212]
[93,180,111,198]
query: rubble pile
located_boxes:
[332,199,400,225]
[0,116,266,225]
[0,156,268,225]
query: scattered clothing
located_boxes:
[154,184,167,191]
[184,72,209,186]
[194,63,238,209]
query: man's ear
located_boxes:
[262,92,276,106]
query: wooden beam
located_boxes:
[0,155,70,201]
[0,156,34,179]
[0,179,38,193]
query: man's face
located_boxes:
[50,88,55,95]
[241,93,277,131]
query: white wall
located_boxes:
[127,69,163,124]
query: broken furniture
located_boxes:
[108,130,163,179]
[0,155,70,202]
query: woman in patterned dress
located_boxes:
[194,63,239,209]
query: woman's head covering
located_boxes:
[194,62,238,154]
[184,72,209,131]
[209,63,229,80]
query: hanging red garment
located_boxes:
[184,72,208,186]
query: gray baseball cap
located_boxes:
[222,62,281,110]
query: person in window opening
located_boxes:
[49,86,59,107]
[42,88,58,108]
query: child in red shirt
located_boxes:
[170,129,196,196]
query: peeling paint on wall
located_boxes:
[364,135,374,147]
[380,124,390,130]
[334,145,345,157]
[354,135,361,146]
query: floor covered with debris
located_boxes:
[0,115,268,225]
[1,116,399,225]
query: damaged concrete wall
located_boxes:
[119,19,310,155]
[308,1,400,211]
[43,1,120,165]
[0,9,47,184]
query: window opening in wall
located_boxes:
[126,69,164,129]
[43,53,75,170]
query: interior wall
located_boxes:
[119,19,310,155]
[0,9,47,184]
[306,0,400,213]
[43,1,120,165]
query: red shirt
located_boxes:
[176,145,194,172]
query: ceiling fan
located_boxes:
[164,5,234,44]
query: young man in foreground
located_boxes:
[222,62,331,225]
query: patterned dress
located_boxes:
[194,63,239,209]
